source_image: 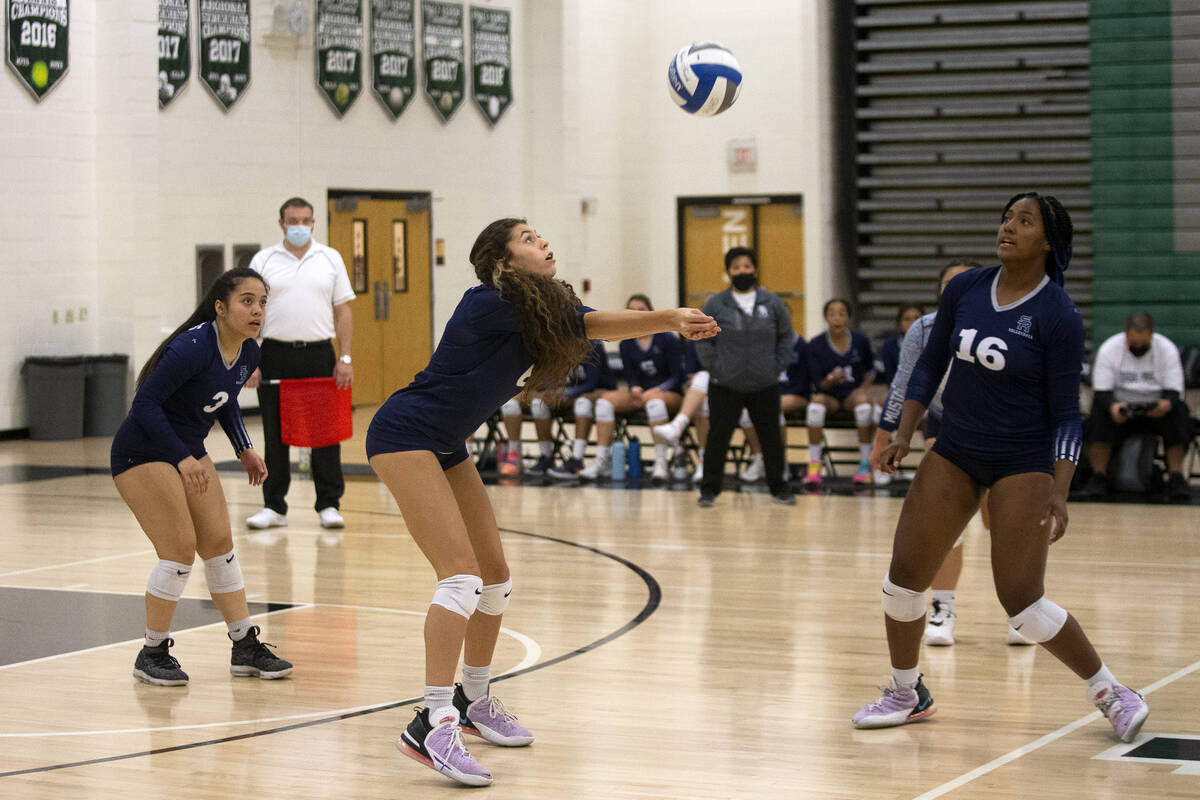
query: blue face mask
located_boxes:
[285,225,312,247]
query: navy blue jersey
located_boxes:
[370,285,591,449]
[876,333,902,386]
[906,267,1083,462]
[805,330,874,399]
[619,333,684,392]
[565,341,618,398]
[683,340,702,376]
[112,322,257,470]
[780,337,810,397]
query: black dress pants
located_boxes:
[701,382,787,496]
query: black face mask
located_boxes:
[1129,345,1150,358]
[730,273,757,292]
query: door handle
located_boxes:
[383,283,391,321]
[374,281,386,321]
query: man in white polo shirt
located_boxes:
[245,196,356,530]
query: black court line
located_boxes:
[0,526,661,779]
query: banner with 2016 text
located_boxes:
[469,5,510,125]
[6,0,69,101]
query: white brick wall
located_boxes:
[0,0,833,432]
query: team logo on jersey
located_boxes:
[1009,314,1034,340]
[756,305,768,317]
[238,365,249,383]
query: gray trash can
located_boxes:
[84,354,130,437]
[21,356,87,440]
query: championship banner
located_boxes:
[197,0,250,111]
[316,0,363,116]
[469,5,510,125]
[6,0,69,101]
[370,0,415,120]
[421,0,463,122]
[158,0,190,108]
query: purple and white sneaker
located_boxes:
[1092,682,1149,743]
[454,684,534,746]
[397,705,492,786]
[853,676,936,729]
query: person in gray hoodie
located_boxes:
[693,246,797,507]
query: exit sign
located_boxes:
[727,138,757,173]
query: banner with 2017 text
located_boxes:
[316,0,363,116]
[370,0,415,120]
[158,0,190,107]
[197,0,250,111]
[421,0,463,122]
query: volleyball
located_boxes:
[667,42,742,117]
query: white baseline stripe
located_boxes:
[912,657,1200,799]
[0,549,156,578]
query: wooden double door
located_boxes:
[328,193,433,406]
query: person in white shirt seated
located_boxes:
[1086,312,1191,500]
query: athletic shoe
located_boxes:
[1092,683,1150,743]
[498,449,522,477]
[852,676,936,729]
[547,457,583,480]
[697,492,716,508]
[1006,625,1035,646]
[670,452,693,481]
[803,461,822,486]
[132,638,188,686]
[397,706,493,787]
[1167,472,1191,501]
[852,460,873,484]
[873,471,893,487]
[739,454,765,482]
[526,454,554,476]
[772,491,796,506]
[246,508,287,529]
[653,420,683,445]
[318,507,345,529]
[692,461,704,484]
[453,685,534,746]
[578,453,611,481]
[651,458,669,482]
[923,600,955,646]
[230,625,293,679]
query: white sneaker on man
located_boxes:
[246,508,287,530]
[739,454,765,482]
[651,458,669,481]
[318,508,345,529]
[578,452,611,481]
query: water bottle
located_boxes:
[626,437,642,479]
[610,440,627,481]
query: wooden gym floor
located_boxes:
[0,407,1197,798]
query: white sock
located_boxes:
[931,590,955,611]
[145,628,169,648]
[539,440,554,458]
[226,617,253,641]
[597,444,611,460]
[808,444,822,462]
[655,443,667,463]
[424,685,455,716]
[461,663,490,703]
[859,443,872,461]
[573,438,586,460]
[671,412,689,430]
[1086,664,1117,699]
[891,666,920,690]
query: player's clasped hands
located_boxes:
[675,307,720,340]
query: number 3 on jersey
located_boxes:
[203,391,230,413]
[955,328,1007,371]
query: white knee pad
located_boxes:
[573,395,593,418]
[530,397,551,419]
[739,408,752,428]
[595,397,615,423]
[1007,597,1068,643]
[873,403,883,425]
[646,397,668,423]
[204,550,245,594]
[700,396,710,418]
[147,559,193,602]
[476,578,513,616]
[881,573,925,622]
[806,403,827,428]
[690,370,710,395]
[501,398,521,417]
[854,402,873,428]
[431,574,484,619]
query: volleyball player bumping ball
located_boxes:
[853,193,1149,743]
[111,267,293,686]
[366,219,719,786]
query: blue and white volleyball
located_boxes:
[667,42,742,117]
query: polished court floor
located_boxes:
[0,409,1197,798]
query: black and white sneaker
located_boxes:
[230,625,293,679]
[397,706,493,786]
[133,638,189,686]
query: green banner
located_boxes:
[316,0,363,116]
[158,0,190,108]
[370,0,415,120]
[197,0,250,111]
[422,0,463,122]
[470,6,510,125]
[6,0,69,101]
